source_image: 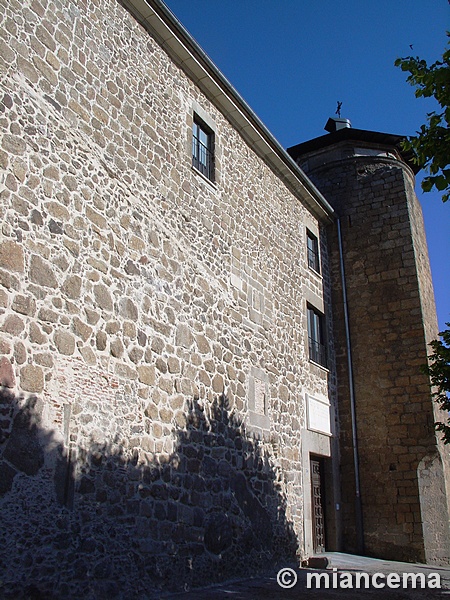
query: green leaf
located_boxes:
[421,178,434,192]
[395,33,450,204]
[435,175,449,191]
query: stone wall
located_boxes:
[0,0,333,596]
[294,142,450,564]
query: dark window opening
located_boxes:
[307,230,320,273]
[192,117,214,182]
[307,305,327,368]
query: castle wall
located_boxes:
[296,144,450,564]
[0,0,335,596]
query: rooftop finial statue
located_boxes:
[336,101,342,118]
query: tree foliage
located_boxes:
[422,326,450,444]
[395,33,450,201]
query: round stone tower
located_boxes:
[288,119,450,564]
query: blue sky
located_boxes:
[163,0,450,331]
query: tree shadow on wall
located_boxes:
[0,388,298,599]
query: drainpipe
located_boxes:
[337,217,364,555]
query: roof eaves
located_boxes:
[120,0,336,223]
[288,127,419,174]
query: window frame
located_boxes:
[306,229,320,274]
[192,115,215,182]
[307,304,327,368]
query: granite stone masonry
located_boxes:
[0,1,449,598]
[0,0,336,597]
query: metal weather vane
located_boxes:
[336,101,343,118]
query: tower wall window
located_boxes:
[307,305,327,367]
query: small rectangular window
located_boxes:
[307,230,320,274]
[192,116,214,182]
[307,305,327,368]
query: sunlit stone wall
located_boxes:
[0,0,333,596]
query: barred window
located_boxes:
[307,305,327,368]
[192,116,214,182]
[307,229,320,273]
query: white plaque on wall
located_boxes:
[307,395,331,435]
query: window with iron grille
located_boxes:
[307,305,327,368]
[307,229,320,273]
[192,116,214,182]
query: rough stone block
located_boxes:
[96,330,107,351]
[196,334,211,355]
[86,205,107,229]
[138,365,155,386]
[54,330,75,355]
[94,284,113,312]
[20,364,44,393]
[0,241,24,273]
[29,255,57,288]
[12,294,36,316]
[14,341,27,365]
[110,337,124,358]
[34,353,53,368]
[72,316,92,342]
[62,275,82,299]
[212,374,224,393]
[2,314,25,335]
[119,298,138,320]
[0,356,15,388]
[175,323,193,349]
[115,362,137,379]
[2,135,27,156]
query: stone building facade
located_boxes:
[288,125,450,565]
[0,0,448,597]
[0,0,338,596]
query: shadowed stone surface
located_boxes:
[3,397,44,476]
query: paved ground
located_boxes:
[161,553,450,599]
